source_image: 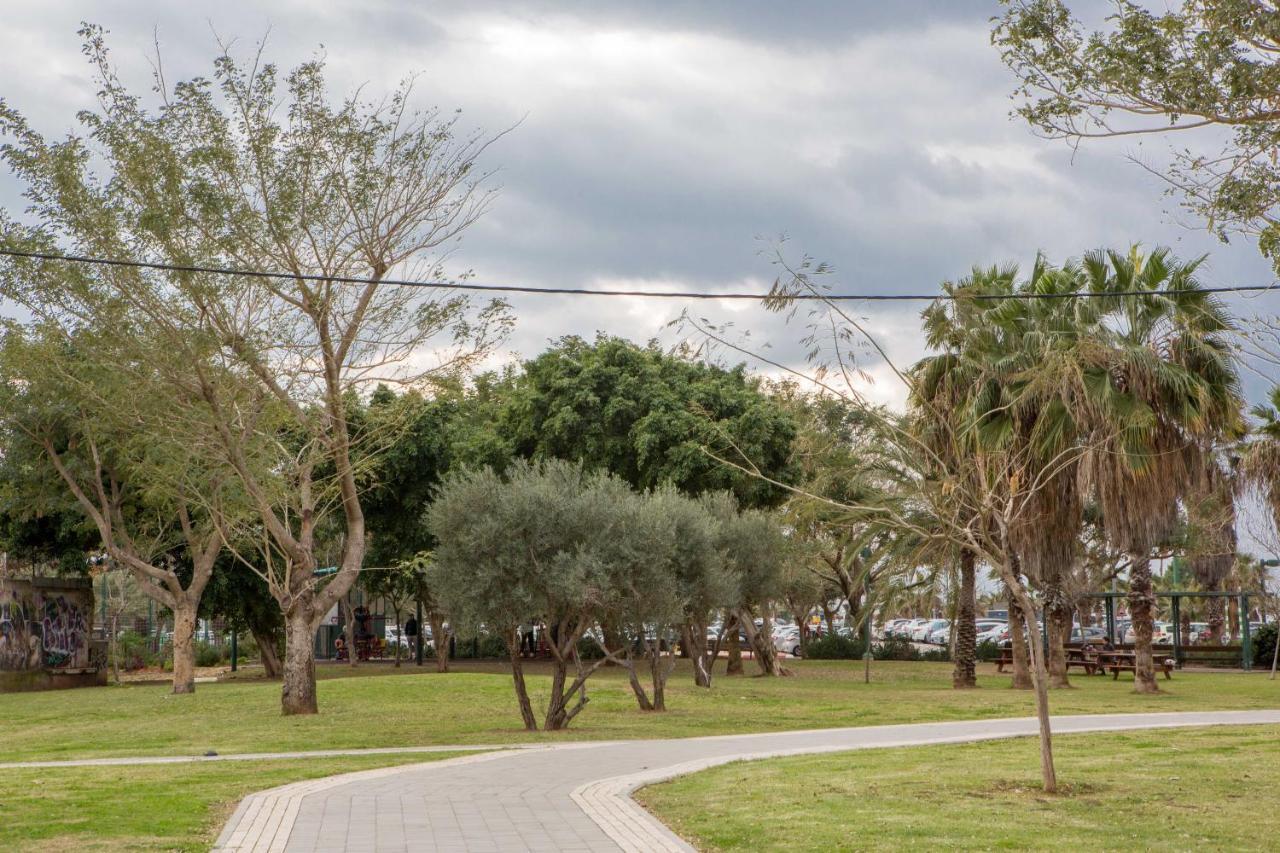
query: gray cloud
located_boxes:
[2,1,1277,399]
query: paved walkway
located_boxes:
[213,710,1280,853]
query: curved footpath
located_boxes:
[214,710,1280,853]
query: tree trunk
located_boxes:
[648,641,672,711]
[739,609,790,677]
[1046,595,1072,689]
[393,608,403,669]
[109,612,121,685]
[281,610,319,716]
[725,613,743,675]
[507,635,537,731]
[624,650,654,711]
[683,623,713,688]
[544,654,573,730]
[952,548,977,689]
[342,595,357,668]
[1127,552,1160,694]
[428,613,449,673]
[600,622,625,668]
[1007,581,1032,690]
[251,625,283,679]
[822,604,836,635]
[171,601,198,695]
[1005,571,1057,794]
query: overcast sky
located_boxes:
[7,2,1280,567]
[3,1,1278,405]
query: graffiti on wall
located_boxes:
[0,589,42,671]
[41,595,89,668]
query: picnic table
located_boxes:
[995,645,1174,680]
[1094,649,1174,680]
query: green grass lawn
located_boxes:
[638,724,1280,851]
[0,753,464,852]
[0,660,1275,852]
[1,659,1277,762]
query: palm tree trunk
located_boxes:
[1046,594,1072,689]
[1128,551,1160,694]
[952,548,977,688]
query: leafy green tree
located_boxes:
[0,28,510,714]
[498,335,798,505]
[360,562,420,668]
[592,484,684,711]
[428,459,628,731]
[0,325,236,694]
[994,1,1280,272]
[200,557,283,678]
[703,492,791,677]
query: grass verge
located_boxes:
[637,725,1280,851]
[0,752,466,852]
[1,660,1277,762]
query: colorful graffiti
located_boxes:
[0,591,42,671]
[41,595,89,668]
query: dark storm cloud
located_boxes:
[2,0,1276,405]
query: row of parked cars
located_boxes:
[880,616,1257,647]
[880,617,1012,645]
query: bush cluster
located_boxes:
[1253,623,1277,669]
[801,634,952,662]
[113,631,161,671]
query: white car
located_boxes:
[772,626,802,657]
[927,622,952,645]
[976,623,1007,644]
[1124,622,1173,644]
[912,619,948,643]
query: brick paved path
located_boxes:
[214,710,1280,852]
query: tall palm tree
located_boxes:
[1080,248,1244,693]
[918,259,1098,689]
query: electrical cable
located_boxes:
[2,247,1277,302]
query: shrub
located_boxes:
[114,630,159,671]
[873,636,920,661]
[804,634,867,659]
[576,636,606,660]
[453,633,508,659]
[194,640,228,668]
[976,639,1003,662]
[1253,623,1277,669]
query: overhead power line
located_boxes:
[2,247,1278,302]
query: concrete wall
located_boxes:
[0,576,105,690]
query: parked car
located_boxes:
[1124,622,1173,644]
[1069,626,1107,643]
[893,619,922,639]
[879,619,909,640]
[773,626,802,657]
[913,619,948,643]
[976,623,1007,644]
[927,622,952,645]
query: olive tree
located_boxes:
[0,28,510,714]
[594,485,694,711]
[428,459,626,731]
